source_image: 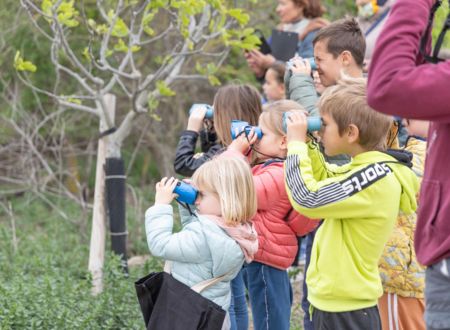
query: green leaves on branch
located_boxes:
[146,81,175,117]
[227,8,249,27]
[221,27,260,52]
[107,10,129,38]
[147,94,161,121]
[60,95,82,105]
[239,28,263,50]
[196,62,220,86]
[156,81,176,97]
[142,11,157,37]
[14,51,37,72]
[114,39,141,53]
[41,0,79,28]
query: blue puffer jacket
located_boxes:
[145,204,244,310]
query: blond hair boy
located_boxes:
[284,77,419,329]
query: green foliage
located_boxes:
[156,80,176,97]
[322,0,356,20]
[107,9,130,38]
[42,0,80,28]
[196,62,221,86]
[433,1,450,49]
[13,51,37,72]
[0,194,154,329]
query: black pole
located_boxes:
[105,157,128,273]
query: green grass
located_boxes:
[0,193,306,329]
[0,193,161,329]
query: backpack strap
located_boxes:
[191,270,235,293]
[164,261,235,293]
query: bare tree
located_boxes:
[16,0,257,293]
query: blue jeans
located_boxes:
[229,268,248,330]
[302,227,319,330]
[425,258,450,330]
[246,262,292,330]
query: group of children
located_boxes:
[144,17,428,330]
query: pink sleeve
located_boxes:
[367,0,450,122]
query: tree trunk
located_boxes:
[88,94,116,295]
[147,129,174,177]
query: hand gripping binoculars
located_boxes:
[286,57,317,71]
[173,181,198,205]
[230,120,263,140]
[188,104,214,119]
[282,112,322,133]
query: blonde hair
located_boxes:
[192,157,257,226]
[319,76,392,151]
[260,100,306,136]
[213,84,262,146]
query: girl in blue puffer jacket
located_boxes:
[145,157,259,329]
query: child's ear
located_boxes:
[346,124,360,144]
[341,50,353,67]
[280,135,288,150]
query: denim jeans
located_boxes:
[229,268,249,330]
[302,227,319,330]
[425,257,450,330]
[246,262,292,330]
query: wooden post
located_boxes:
[88,94,116,295]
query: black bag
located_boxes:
[135,271,226,330]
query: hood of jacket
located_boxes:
[205,214,259,263]
[382,152,419,215]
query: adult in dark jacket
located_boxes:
[367,0,450,328]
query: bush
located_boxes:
[0,194,158,329]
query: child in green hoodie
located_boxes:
[284,76,419,329]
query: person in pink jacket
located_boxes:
[367,0,450,328]
[225,99,318,330]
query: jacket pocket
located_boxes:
[415,179,443,265]
[417,180,441,229]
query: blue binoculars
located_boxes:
[173,181,198,205]
[230,120,263,140]
[286,57,317,71]
[188,104,214,119]
[282,112,322,133]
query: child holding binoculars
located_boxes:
[284,77,419,329]
[225,99,319,330]
[145,157,259,330]
[173,84,262,177]
[173,83,262,329]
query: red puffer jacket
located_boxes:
[251,160,318,270]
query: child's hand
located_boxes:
[286,112,308,143]
[154,177,178,205]
[228,129,258,154]
[289,57,312,76]
[187,106,208,132]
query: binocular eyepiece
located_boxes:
[286,57,317,71]
[230,120,263,140]
[188,104,214,119]
[173,181,198,205]
[282,112,322,133]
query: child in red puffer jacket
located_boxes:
[224,99,318,330]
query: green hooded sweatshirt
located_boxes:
[284,140,419,312]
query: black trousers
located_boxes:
[312,305,381,330]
